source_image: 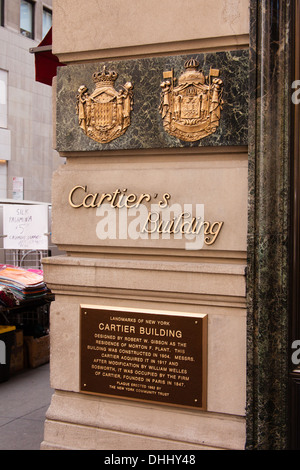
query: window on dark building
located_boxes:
[20,0,34,39]
[42,7,52,38]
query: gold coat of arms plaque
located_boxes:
[159,59,224,142]
[76,66,133,144]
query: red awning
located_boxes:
[30,27,65,86]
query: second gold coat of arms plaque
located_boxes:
[159,59,224,142]
[76,66,133,144]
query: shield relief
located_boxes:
[159,59,224,142]
[76,66,133,144]
[76,59,223,145]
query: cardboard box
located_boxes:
[24,334,50,368]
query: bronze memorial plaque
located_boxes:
[80,305,207,409]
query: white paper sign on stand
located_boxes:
[3,204,48,250]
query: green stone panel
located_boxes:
[56,50,249,152]
[246,0,291,451]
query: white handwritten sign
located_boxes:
[3,205,48,250]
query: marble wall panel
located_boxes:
[56,50,249,153]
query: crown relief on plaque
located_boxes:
[76,66,134,144]
[159,59,224,142]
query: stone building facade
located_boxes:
[0,0,60,202]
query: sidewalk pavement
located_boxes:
[0,363,53,450]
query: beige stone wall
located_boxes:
[53,0,249,61]
[51,152,247,256]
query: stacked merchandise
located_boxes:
[0,266,53,373]
[0,265,50,308]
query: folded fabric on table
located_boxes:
[0,265,49,306]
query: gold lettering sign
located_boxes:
[76,66,133,144]
[159,59,223,142]
[67,185,224,246]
